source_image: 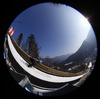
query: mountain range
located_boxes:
[50,53,72,63]
[61,28,97,65]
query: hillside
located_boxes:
[61,28,97,66]
[50,53,72,63]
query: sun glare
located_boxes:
[80,17,89,26]
[79,16,91,41]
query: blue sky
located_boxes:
[10,2,91,58]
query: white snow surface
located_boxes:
[7,34,86,83]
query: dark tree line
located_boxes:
[16,33,41,59]
[16,33,23,46]
[27,34,41,59]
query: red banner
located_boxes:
[8,27,14,36]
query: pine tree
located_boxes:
[16,33,23,46]
[27,34,40,59]
[21,40,28,54]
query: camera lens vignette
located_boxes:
[3,2,98,96]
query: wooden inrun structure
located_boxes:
[9,34,87,77]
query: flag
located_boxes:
[8,27,14,36]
